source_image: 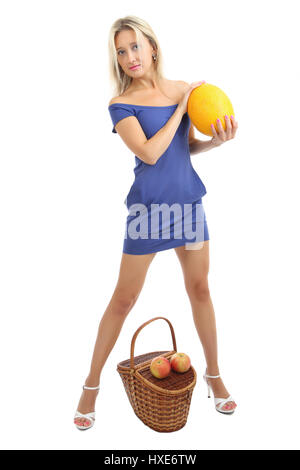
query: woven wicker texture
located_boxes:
[138,360,195,391]
[117,317,197,433]
[118,350,169,369]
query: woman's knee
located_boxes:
[186,278,210,302]
[111,288,140,314]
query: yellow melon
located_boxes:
[187,83,234,137]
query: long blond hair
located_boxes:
[108,15,165,97]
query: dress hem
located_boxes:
[122,235,209,255]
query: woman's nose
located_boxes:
[127,51,138,62]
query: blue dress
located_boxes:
[108,102,209,255]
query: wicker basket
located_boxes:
[116,316,197,433]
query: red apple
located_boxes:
[150,356,171,379]
[170,353,191,373]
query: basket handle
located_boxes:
[130,316,177,369]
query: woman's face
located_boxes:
[115,29,154,77]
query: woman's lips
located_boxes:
[129,65,140,70]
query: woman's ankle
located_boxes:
[84,373,101,388]
[206,365,220,376]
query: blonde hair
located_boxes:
[108,15,165,97]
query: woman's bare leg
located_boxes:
[74,251,156,427]
[174,241,237,412]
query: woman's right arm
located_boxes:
[143,104,186,165]
[112,80,205,166]
[143,81,205,165]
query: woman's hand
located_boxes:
[211,115,238,146]
[178,80,206,115]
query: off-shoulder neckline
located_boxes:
[108,102,178,109]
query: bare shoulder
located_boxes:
[108,87,135,106]
[108,80,189,106]
[166,79,189,93]
[162,79,189,102]
[176,80,190,93]
[108,96,122,106]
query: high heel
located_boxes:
[203,371,237,414]
[74,384,100,430]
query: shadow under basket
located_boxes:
[116,316,197,433]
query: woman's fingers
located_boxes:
[225,115,232,139]
[211,123,218,136]
[212,115,239,143]
[216,119,226,140]
[191,80,206,89]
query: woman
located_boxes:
[74,15,238,430]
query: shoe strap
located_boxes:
[74,410,96,420]
[204,374,220,379]
[214,395,234,408]
[83,385,100,390]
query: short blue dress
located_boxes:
[108,102,209,255]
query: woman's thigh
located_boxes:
[113,251,157,302]
[174,240,210,292]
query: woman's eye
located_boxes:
[118,45,138,55]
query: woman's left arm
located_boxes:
[189,115,238,155]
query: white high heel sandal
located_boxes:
[203,371,237,414]
[74,384,100,431]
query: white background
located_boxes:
[0,0,299,451]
